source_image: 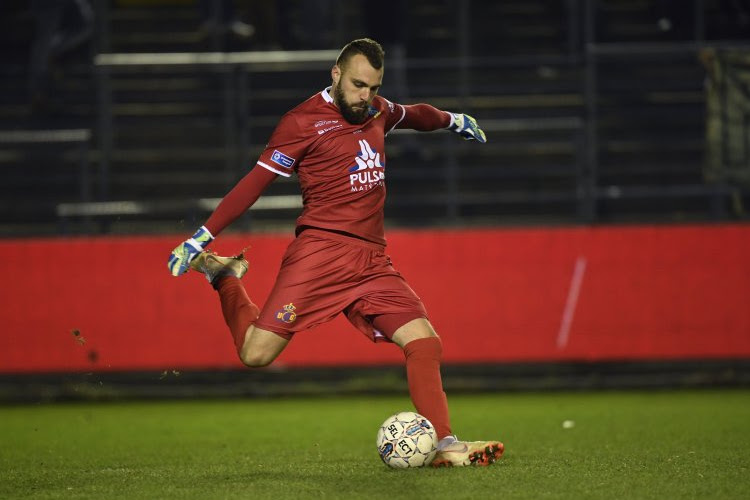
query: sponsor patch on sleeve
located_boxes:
[271,150,296,169]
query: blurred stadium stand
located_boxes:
[0,0,749,237]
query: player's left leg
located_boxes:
[389,318,504,467]
[389,318,451,439]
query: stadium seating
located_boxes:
[0,0,747,236]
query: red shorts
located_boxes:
[254,228,428,342]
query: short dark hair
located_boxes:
[336,38,385,70]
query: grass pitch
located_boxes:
[1,390,748,499]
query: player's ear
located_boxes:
[331,65,341,86]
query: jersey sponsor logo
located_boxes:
[314,120,343,135]
[348,139,385,192]
[314,120,339,128]
[271,150,296,169]
[318,125,343,135]
[275,303,297,324]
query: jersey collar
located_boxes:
[321,87,334,103]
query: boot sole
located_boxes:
[431,442,504,468]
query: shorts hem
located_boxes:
[252,321,295,341]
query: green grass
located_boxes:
[1,390,749,499]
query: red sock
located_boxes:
[403,337,452,439]
[214,277,260,355]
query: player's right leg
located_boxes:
[190,251,289,367]
[237,325,288,367]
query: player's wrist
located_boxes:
[446,112,459,130]
[190,225,215,249]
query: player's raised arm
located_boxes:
[394,103,486,143]
[167,166,277,276]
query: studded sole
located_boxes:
[468,443,505,466]
[431,441,505,468]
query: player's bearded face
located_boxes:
[332,56,383,125]
[333,83,369,124]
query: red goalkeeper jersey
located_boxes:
[205,88,450,245]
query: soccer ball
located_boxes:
[376,411,438,468]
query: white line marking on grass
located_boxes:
[557,256,587,349]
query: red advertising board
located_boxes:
[1,223,748,373]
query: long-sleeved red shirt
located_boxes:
[205,88,451,245]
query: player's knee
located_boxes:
[239,349,274,368]
[238,326,288,367]
[391,318,438,348]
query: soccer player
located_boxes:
[168,38,504,467]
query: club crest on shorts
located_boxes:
[275,303,297,323]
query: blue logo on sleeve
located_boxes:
[271,150,296,169]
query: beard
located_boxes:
[333,84,369,124]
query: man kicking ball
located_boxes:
[168,38,504,467]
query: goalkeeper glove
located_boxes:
[167,225,214,276]
[447,113,487,143]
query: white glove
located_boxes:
[447,113,487,143]
[167,225,214,276]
